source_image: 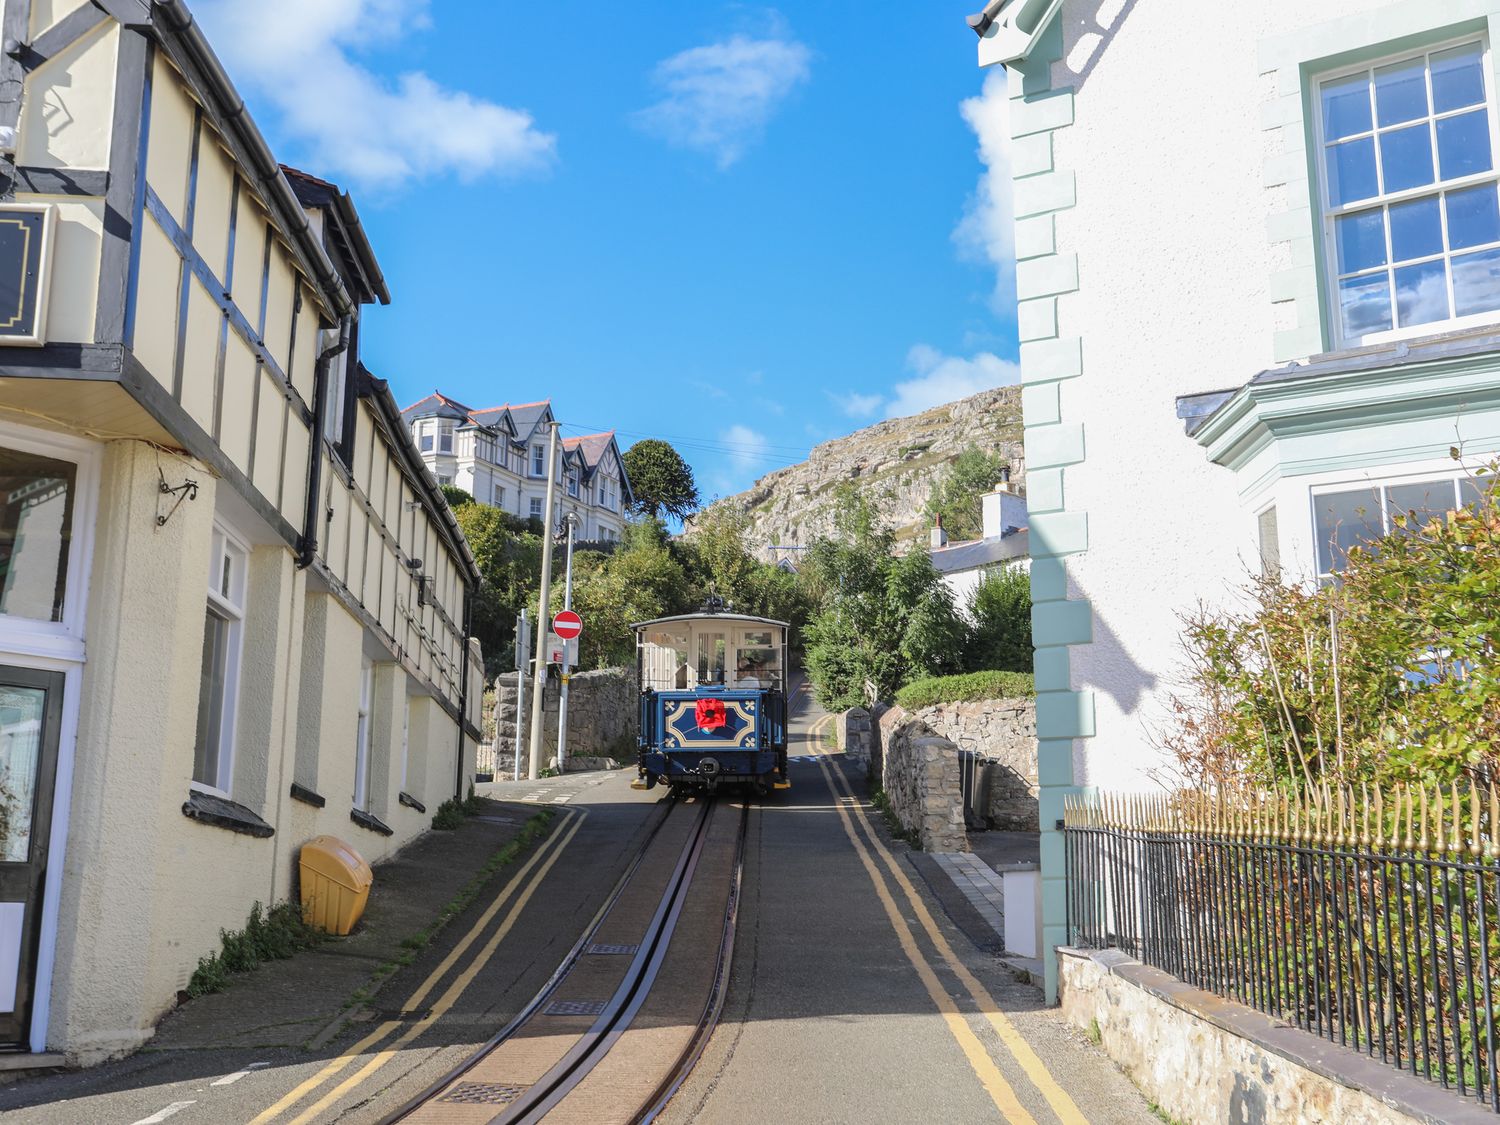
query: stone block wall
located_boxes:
[839,706,875,770]
[493,668,637,772]
[875,706,967,852]
[863,695,1038,833]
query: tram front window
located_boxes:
[697,633,727,685]
[641,629,689,690]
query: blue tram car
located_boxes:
[631,604,790,795]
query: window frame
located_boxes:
[531,444,546,477]
[1313,33,1500,349]
[438,421,454,454]
[191,521,249,798]
[353,658,373,810]
[529,496,544,521]
[1308,469,1477,581]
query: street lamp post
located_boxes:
[556,511,578,773]
[525,422,561,780]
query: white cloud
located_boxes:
[193,0,555,191]
[721,424,771,472]
[827,390,883,419]
[634,26,811,168]
[885,345,1020,418]
[954,70,1015,311]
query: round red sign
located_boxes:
[552,610,583,639]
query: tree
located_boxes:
[967,565,1033,673]
[440,483,475,509]
[623,439,700,522]
[452,503,542,678]
[925,446,1011,541]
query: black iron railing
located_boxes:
[1064,786,1500,1112]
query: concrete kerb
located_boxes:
[1059,946,1495,1125]
[146,800,556,1054]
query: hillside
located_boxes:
[694,384,1024,559]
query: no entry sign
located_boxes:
[552,610,583,639]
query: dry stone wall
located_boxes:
[874,706,967,852]
[492,668,636,773]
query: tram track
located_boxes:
[384,796,747,1124]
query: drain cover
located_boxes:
[586,943,640,956]
[544,998,608,1016]
[438,1082,528,1106]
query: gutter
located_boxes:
[296,316,351,569]
[152,0,354,319]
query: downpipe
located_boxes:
[296,315,352,569]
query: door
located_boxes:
[0,666,63,1048]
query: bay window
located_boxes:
[1312,472,1486,581]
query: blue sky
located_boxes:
[195,1,1017,501]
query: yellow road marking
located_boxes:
[815,748,1090,1125]
[809,751,1035,1124]
[251,809,584,1124]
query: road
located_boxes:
[0,681,1154,1123]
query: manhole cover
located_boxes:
[544,999,608,1016]
[438,1082,528,1105]
[586,943,640,956]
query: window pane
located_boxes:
[194,608,229,787]
[1436,109,1492,179]
[1375,59,1429,126]
[1432,44,1486,113]
[1460,473,1493,511]
[1452,246,1500,314]
[1257,506,1280,578]
[1329,137,1379,204]
[1385,478,1456,531]
[1339,272,1392,336]
[1394,259,1450,325]
[0,446,77,623]
[1445,183,1500,249]
[1336,208,1388,272]
[1388,195,1443,261]
[1323,73,1373,139]
[1379,124,1435,192]
[1315,488,1382,574]
[0,686,45,863]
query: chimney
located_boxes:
[930,514,948,550]
[998,464,1013,493]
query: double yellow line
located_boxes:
[807,723,1087,1125]
[250,808,586,1124]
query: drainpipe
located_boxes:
[455,586,472,799]
[296,316,351,569]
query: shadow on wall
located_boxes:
[1081,605,1160,718]
[1054,0,1142,91]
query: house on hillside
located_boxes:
[0,1,481,1061]
[928,483,1030,609]
[402,394,633,543]
[971,0,1500,995]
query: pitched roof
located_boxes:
[400,391,473,423]
[561,431,615,467]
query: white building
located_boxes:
[402,394,633,543]
[928,485,1030,610]
[972,0,1500,995]
[0,0,482,1060]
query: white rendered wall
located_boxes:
[1047,0,1426,791]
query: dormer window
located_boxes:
[1317,38,1500,346]
[438,421,453,453]
[418,422,433,453]
[567,468,579,498]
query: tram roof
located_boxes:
[632,613,790,632]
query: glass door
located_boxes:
[0,666,63,1048]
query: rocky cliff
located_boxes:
[695,384,1024,559]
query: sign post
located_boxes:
[525,423,562,780]
[553,516,583,772]
[513,609,530,781]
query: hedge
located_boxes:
[893,670,1035,711]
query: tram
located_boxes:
[631,601,790,795]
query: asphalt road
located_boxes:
[0,683,1156,1123]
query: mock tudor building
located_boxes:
[402,392,633,542]
[971,0,1500,996]
[0,0,482,1061]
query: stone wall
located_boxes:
[862,696,1038,831]
[874,706,967,852]
[1059,948,1465,1125]
[492,668,636,773]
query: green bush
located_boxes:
[186,901,324,997]
[895,670,1036,711]
[967,564,1032,673]
[431,798,466,831]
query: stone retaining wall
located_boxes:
[874,706,967,852]
[860,696,1038,832]
[1059,947,1478,1125]
[492,668,636,773]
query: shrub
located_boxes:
[431,798,466,831]
[967,564,1032,673]
[895,670,1036,710]
[186,901,324,997]
[1163,458,1499,789]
